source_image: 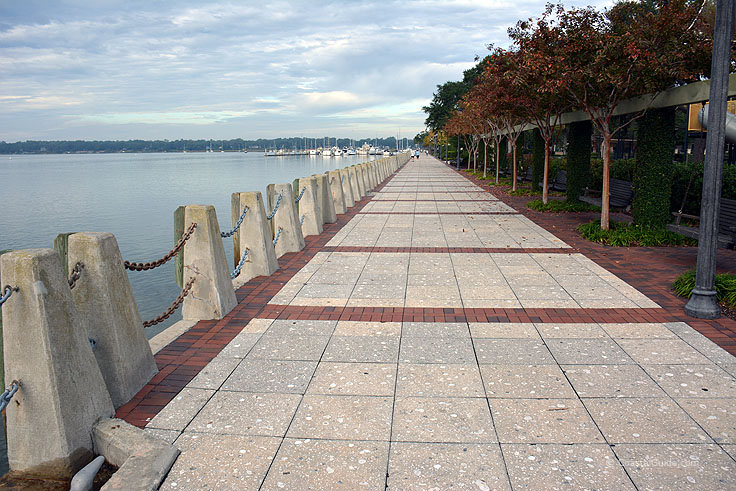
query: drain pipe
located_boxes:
[70,455,105,491]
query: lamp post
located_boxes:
[685,0,735,319]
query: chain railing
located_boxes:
[0,285,18,306]
[294,188,306,203]
[272,227,283,246]
[68,262,84,290]
[300,214,306,226]
[221,206,249,238]
[142,277,196,328]
[230,248,250,279]
[266,194,282,220]
[0,381,20,412]
[124,223,197,271]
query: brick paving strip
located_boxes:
[122,155,736,489]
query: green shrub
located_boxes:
[672,269,736,308]
[528,199,600,212]
[670,161,736,217]
[589,158,636,191]
[566,120,592,201]
[577,220,697,247]
[532,129,544,192]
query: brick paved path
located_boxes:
[125,155,736,489]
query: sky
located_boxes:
[0,0,613,142]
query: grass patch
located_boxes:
[672,269,736,308]
[527,199,600,212]
[577,220,697,247]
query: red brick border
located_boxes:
[323,246,572,254]
[359,211,518,215]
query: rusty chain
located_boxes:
[124,223,197,271]
[142,277,196,328]
[68,262,84,289]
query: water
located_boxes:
[0,151,375,474]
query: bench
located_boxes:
[536,170,567,192]
[523,166,533,182]
[580,178,633,210]
[667,197,736,248]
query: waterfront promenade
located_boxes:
[121,155,736,489]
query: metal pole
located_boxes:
[456,135,461,170]
[685,0,735,319]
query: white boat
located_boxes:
[333,147,342,156]
[322,147,333,157]
[347,147,356,155]
[264,149,277,156]
[368,146,377,155]
[309,149,317,156]
[383,149,390,155]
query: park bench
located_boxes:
[536,170,567,192]
[580,178,633,210]
[667,197,736,248]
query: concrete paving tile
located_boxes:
[323,336,400,363]
[534,322,607,339]
[346,297,406,307]
[333,320,401,336]
[217,333,262,358]
[583,398,712,443]
[351,283,406,299]
[469,322,539,339]
[613,443,736,490]
[546,338,634,365]
[397,364,485,398]
[289,296,349,307]
[144,428,180,445]
[249,334,330,361]
[600,322,677,339]
[617,338,713,365]
[474,339,556,365]
[520,298,582,309]
[401,322,469,338]
[676,398,736,444]
[287,395,393,441]
[642,364,736,398]
[724,444,736,460]
[481,364,576,398]
[404,297,464,308]
[387,443,510,490]
[490,398,603,444]
[462,298,522,309]
[393,397,496,443]
[719,362,736,378]
[240,318,273,334]
[406,285,461,299]
[307,362,396,396]
[399,336,476,364]
[297,283,353,298]
[261,439,389,490]
[265,319,337,336]
[163,434,281,490]
[222,359,317,394]
[186,356,242,389]
[575,298,639,308]
[147,388,215,431]
[503,443,634,490]
[187,391,301,436]
[562,364,665,398]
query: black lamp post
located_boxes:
[685,0,735,319]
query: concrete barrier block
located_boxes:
[298,177,323,237]
[314,173,337,224]
[359,164,370,193]
[327,170,346,215]
[267,183,305,257]
[339,168,355,208]
[0,249,114,477]
[367,162,377,190]
[67,233,158,409]
[181,205,237,321]
[230,192,279,289]
[350,166,363,200]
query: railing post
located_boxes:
[0,249,114,477]
[67,232,158,408]
[297,177,323,237]
[181,205,237,320]
[328,170,347,214]
[267,183,305,257]
[231,192,279,288]
[339,168,355,208]
[314,173,337,224]
[349,166,363,201]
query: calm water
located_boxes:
[0,151,375,474]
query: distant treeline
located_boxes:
[0,137,413,154]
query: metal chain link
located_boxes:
[300,214,306,225]
[272,227,283,246]
[221,206,249,238]
[230,248,251,279]
[294,187,306,203]
[0,285,18,306]
[266,194,282,220]
[0,381,20,412]
[68,262,84,290]
[142,277,196,328]
[124,223,197,271]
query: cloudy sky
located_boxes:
[0,0,612,142]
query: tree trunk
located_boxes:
[483,140,488,178]
[542,139,551,204]
[512,144,518,192]
[601,133,612,230]
[495,142,500,184]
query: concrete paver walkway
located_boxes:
[143,156,736,489]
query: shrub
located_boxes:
[566,120,592,201]
[672,269,736,308]
[577,220,697,247]
[528,199,600,212]
[532,129,544,192]
[589,157,636,191]
[670,161,736,217]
